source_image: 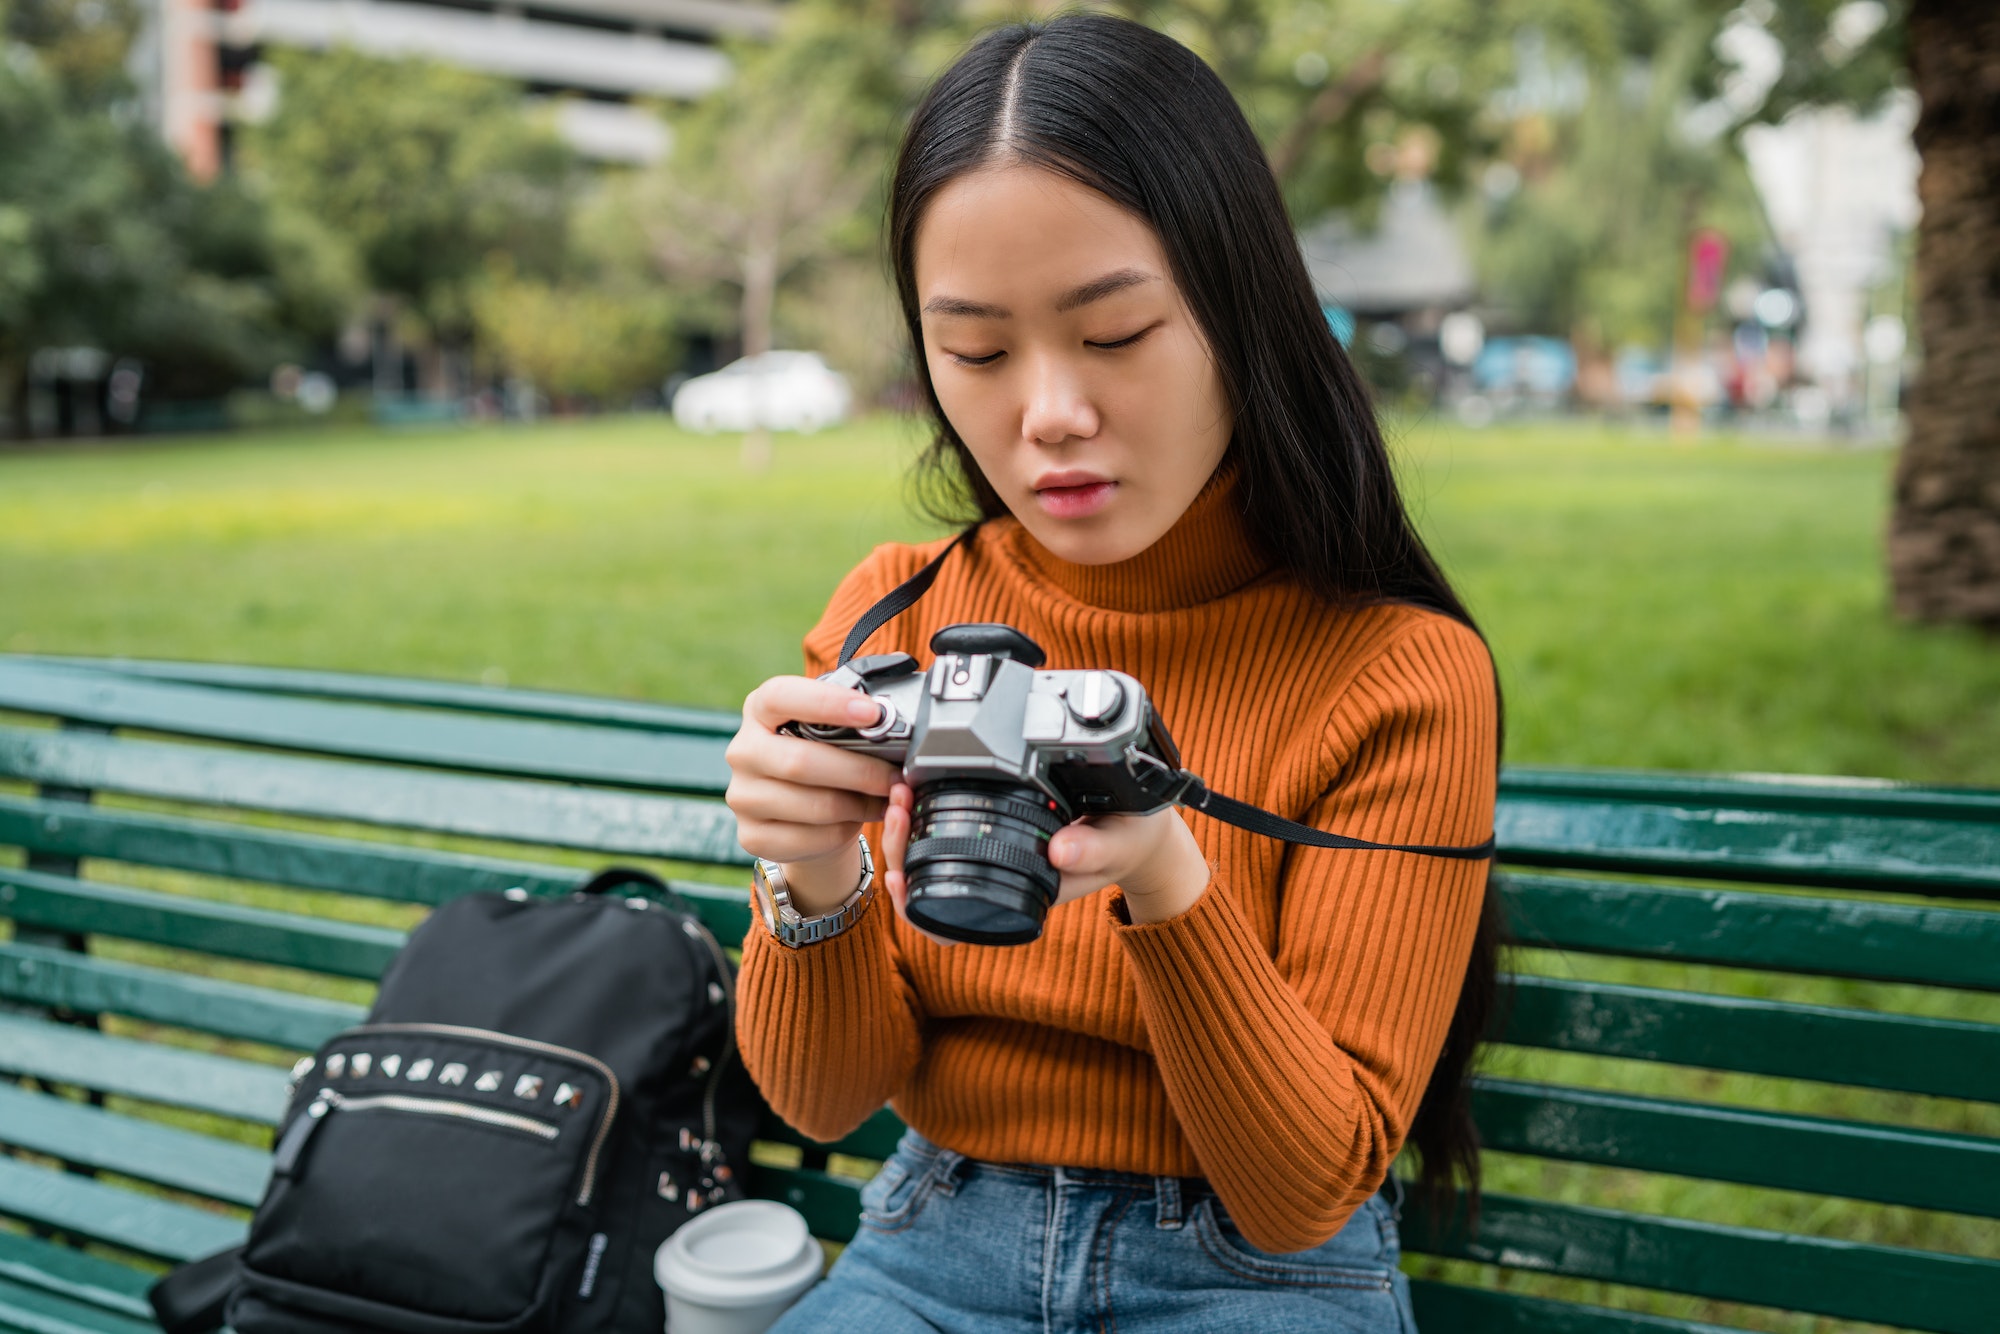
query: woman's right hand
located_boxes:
[726,676,903,915]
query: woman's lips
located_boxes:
[1033,480,1117,519]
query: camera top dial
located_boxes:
[1064,672,1125,728]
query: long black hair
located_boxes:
[887,13,1506,1224]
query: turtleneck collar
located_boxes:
[1002,463,1274,614]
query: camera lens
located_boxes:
[903,781,1068,946]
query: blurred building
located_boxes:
[1298,179,1478,402]
[130,0,776,177]
[1741,92,1920,416]
[1298,180,1477,321]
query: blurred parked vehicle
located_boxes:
[1614,348,1671,409]
[671,352,852,433]
[1472,337,1578,402]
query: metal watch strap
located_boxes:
[754,836,877,949]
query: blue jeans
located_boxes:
[771,1130,1420,1333]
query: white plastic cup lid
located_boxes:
[655,1200,823,1310]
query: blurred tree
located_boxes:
[4,0,142,105]
[618,0,970,403]
[1472,5,1770,350]
[634,54,871,364]
[244,49,579,381]
[637,105,866,370]
[0,0,332,433]
[470,259,676,405]
[1111,0,1618,219]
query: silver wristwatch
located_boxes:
[751,836,878,949]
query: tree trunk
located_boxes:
[1889,1,2000,628]
[739,225,780,472]
[1268,49,1387,185]
[0,355,23,442]
[739,228,779,362]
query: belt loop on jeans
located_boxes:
[1153,1176,1184,1230]
[1380,1171,1406,1222]
[931,1148,968,1197]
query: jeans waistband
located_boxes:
[898,1127,1404,1224]
[898,1128,1206,1221]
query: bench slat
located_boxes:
[1500,766,2000,821]
[1502,873,2000,991]
[0,1084,269,1207]
[0,1233,156,1321]
[0,1014,288,1123]
[0,943,361,1051]
[1403,1191,2000,1334]
[0,660,730,793]
[1474,1077,2000,1217]
[1498,796,2000,899]
[2,866,405,980]
[0,796,584,905]
[1500,975,2000,1103]
[0,1158,245,1263]
[0,728,749,865]
[746,1164,864,1244]
[0,862,757,981]
[1407,1280,1742,1334]
[0,797,753,946]
[23,655,740,736]
[0,1273,157,1334]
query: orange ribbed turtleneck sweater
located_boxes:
[734,470,1498,1253]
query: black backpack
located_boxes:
[153,868,761,1334]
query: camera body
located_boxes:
[784,623,1187,945]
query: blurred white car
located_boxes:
[671,352,852,433]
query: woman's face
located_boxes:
[913,163,1233,566]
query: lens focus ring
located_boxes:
[904,836,1056,881]
[915,788,1068,834]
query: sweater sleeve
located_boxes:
[1111,616,1498,1253]
[731,542,941,1143]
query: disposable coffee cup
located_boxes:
[654,1199,824,1334]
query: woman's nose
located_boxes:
[1019,354,1099,446]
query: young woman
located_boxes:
[723,15,1500,1332]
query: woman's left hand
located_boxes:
[878,784,1212,944]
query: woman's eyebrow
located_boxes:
[923,295,1011,318]
[921,268,1158,320]
[1055,268,1155,312]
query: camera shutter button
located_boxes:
[1065,672,1125,728]
[857,697,900,740]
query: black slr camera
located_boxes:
[784,623,1189,946]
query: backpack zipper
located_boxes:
[680,914,737,1147]
[344,1022,619,1206]
[323,1089,559,1139]
[273,1087,560,1177]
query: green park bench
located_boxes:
[0,652,1995,1334]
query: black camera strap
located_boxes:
[838,525,983,668]
[1179,778,1494,859]
[834,524,1495,862]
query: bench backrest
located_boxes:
[1,653,1995,1334]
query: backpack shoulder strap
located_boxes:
[572,865,694,914]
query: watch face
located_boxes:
[750,863,781,931]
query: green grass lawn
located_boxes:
[4,415,1998,1331]
[4,412,1997,782]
